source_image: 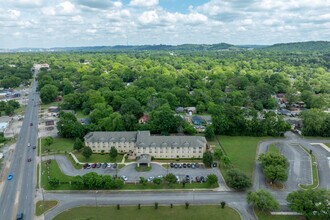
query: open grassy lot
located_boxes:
[255,210,304,220]
[41,160,73,190]
[36,200,58,216]
[74,152,123,163]
[54,205,240,220]
[217,136,270,179]
[268,143,280,154]
[41,138,74,154]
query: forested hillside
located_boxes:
[263,41,330,52]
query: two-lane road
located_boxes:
[0,70,40,220]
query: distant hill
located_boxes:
[262,41,330,52]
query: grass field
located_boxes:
[41,138,74,154]
[74,152,123,163]
[268,143,280,154]
[54,205,240,220]
[41,160,74,190]
[255,210,304,220]
[35,200,58,216]
[217,136,270,179]
[135,165,152,172]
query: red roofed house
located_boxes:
[138,115,150,124]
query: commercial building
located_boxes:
[84,131,207,159]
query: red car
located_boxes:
[92,163,97,168]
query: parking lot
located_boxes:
[49,155,226,187]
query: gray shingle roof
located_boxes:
[85,131,207,148]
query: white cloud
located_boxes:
[9,0,44,8]
[130,0,159,7]
[41,7,56,16]
[8,9,21,19]
[58,1,76,15]
[86,28,97,33]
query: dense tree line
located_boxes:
[71,172,124,190]
[301,109,330,137]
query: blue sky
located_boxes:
[0,0,329,48]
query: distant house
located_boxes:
[192,115,204,125]
[185,107,196,115]
[45,119,55,126]
[175,107,184,113]
[48,106,60,113]
[80,118,91,125]
[55,96,62,102]
[138,115,150,124]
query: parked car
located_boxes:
[121,175,128,181]
[30,122,33,126]
[92,163,97,168]
[178,164,182,168]
[195,176,201,182]
[157,175,163,179]
[7,174,13,180]
[170,163,174,168]
[27,143,31,147]
[96,163,102,168]
[191,164,196,169]
[86,164,91,169]
[212,162,218,168]
[83,163,88,169]
[200,176,205,183]
[147,176,154,182]
[182,163,187,168]
[186,175,190,182]
[107,163,111,168]
[112,163,117,169]
[187,163,191,168]
[102,163,107,169]
[174,164,178,168]
[27,158,32,162]
[176,175,180,182]
[32,145,36,149]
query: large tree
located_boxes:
[226,169,252,190]
[247,190,280,211]
[202,151,213,167]
[263,165,288,184]
[40,84,58,104]
[287,189,330,220]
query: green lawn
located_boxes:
[36,200,58,216]
[54,205,240,220]
[268,143,280,154]
[255,210,304,220]
[41,160,74,190]
[325,143,330,148]
[74,152,123,163]
[41,138,74,154]
[217,136,270,179]
[41,102,60,110]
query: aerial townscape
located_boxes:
[0,1,329,220]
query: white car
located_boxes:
[121,175,128,181]
[147,176,154,182]
[107,163,111,168]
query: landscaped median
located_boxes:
[298,146,319,190]
[35,200,58,216]
[53,205,240,220]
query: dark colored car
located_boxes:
[96,163,101,168]
[16,213,23,220]
[195,163,200,168]
[27,158,32,162]
[195,176,201,182]
[32,145,36,149]
[174,164,178,168]
[200,176,205,183]
[92,163,97,168]
[187,163,191,168]
[186,175,190,181]
[112,163,117,169]
[83,163,88,169]
[102,163,107,169]
[179,164,182,168]
[170,163,174,168]
[86,164,91,169]
[182,163,187,168]
[30,123,33,126]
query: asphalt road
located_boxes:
[0,70,39,220]
[44,191,258,220]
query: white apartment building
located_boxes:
[84,131,207,159]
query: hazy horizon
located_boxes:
[1,0,329,49]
